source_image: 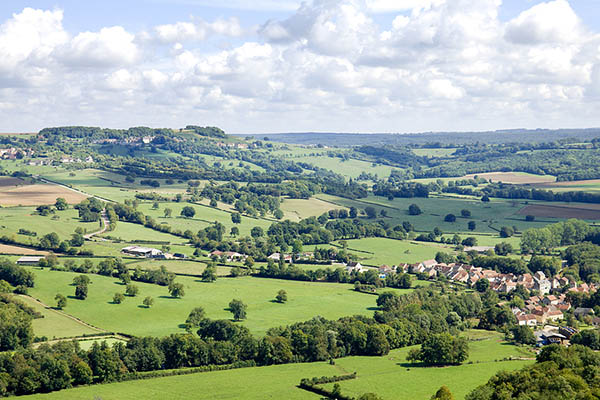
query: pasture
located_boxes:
[17,295,101,339]
[0,207,99,242]
[517,203,600,220]
[296,155,396,179]
[317,193,550,234]
[333,237,449,265]
[21,361,338,400]
[19,330,534,400]
[321,330,534,399]
[412,148,457,157]
[27,269,408,337]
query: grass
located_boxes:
[20,361,338,400]
[321,330,535,399]
[16,295,100,339]
[137,201,273,238]
[0,207,99,242]
[19,330,533,400]
[101,221,188,243]
[126,259,231,276]
[317,193,553,234]
[77,338,127,351]
[296,155,397,179]
[333,237,451,265]
[27,269,411,337]
[279,197,347,221]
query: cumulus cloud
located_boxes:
[1,1,600,133]
[505,0,583,45]
[153,17,244,43]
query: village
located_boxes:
[109,243,598,344]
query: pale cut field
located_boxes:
[280,197,348,221]
[462,171,556,184]
[0,244,48,255]
[0,184,87,206]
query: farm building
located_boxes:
[16,256,44,265]
[122,246,164,258]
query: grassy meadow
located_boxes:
[27,268,410,337]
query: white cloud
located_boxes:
[505,0,582,45]
[2,2,600,133]
[153,17,244,43]
[60,26,139,67]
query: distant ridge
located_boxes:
[234,128,600,146]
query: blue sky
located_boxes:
[0,1,599,133]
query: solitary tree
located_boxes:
[230,227,239,236]
[168,282,185,298]
[468,221,476,231]
[143,296,154,308]
[229,299,247,321]
[460,209,471,218]
[276,289,288,303]
[185,307,206,332]
[180,206,196,218]
[125,284,139,297]
[201,266,217,282]
[365,206,377,219]
[113,293,125,304]
[152,201,159,210]
[55,293,67,309]
[75,284,88,300]
[231,213,242,224]
[408,204,422,215]
[431,386,455,400]
[444,214,456,223]
[54,197,68,211]
[274,209,284,220]
[164,208,172,218]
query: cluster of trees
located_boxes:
[406,333,469,366]
[521,219,597,254]
[200,182,281,218]
[467,344,600,399]
[0,286,487,396]
[257,259,411,289]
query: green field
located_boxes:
[321,330,534,399]
[126,259,231,276]
[20,330,533,400]
[334,237,450,265]
[137,201,273,238]
[27,269,409,337]
[0,207,99,242]
[296,156,396,179]
[21,361,338,400]
[318,193,553,235]
[17,295,101,339]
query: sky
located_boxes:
[0,0,600,134]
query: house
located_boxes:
[211,251,247,262]
[267,253,292,263]
[378,265,394,278]
[346,261,367,273]
[16,256,44,265]
[544,309,564,323]
[574,307,595,318]
[122,246,164,258]
[534,278,551,295]
[516,314,537,326]
[542,295,559,306]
